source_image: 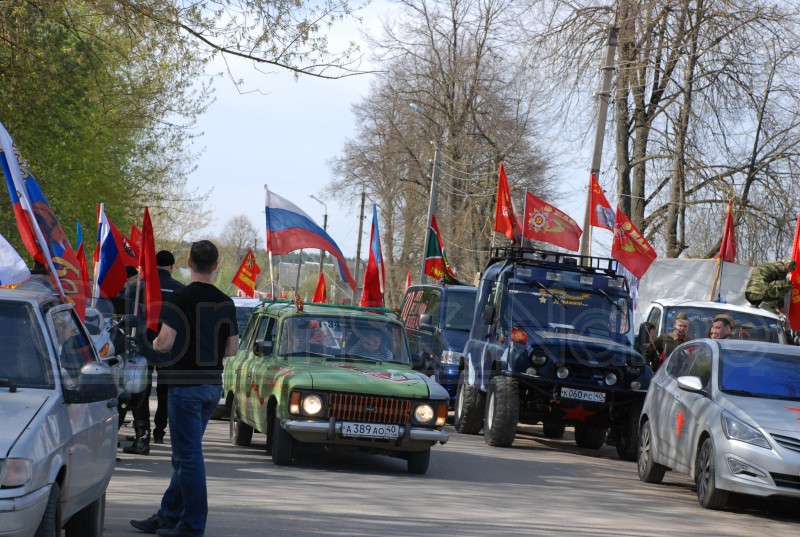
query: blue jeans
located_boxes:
[157,384,222,537]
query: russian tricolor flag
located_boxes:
[265,185,356,290]
[95,203,128,299]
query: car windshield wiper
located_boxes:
[596,289,624,313]
[336,354,383,364]
[529,281,565,305]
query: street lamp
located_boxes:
[410,102,441,284]
[309,194,328,275]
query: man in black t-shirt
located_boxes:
[130,240,237,537]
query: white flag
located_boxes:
[0,232,31,285]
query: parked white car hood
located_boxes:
[0,391,49,456]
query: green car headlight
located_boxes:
[414,404,435,425]
[302,394,324,416]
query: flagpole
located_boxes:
[579,24,618,260]
[268,252,275,298]
[294,249,303,298]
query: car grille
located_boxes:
[327,393,412,425]
[770,472,800,490]
[771,433,800,454]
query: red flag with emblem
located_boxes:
[232,248,261,298]
[521,192,582,251]
[788,214,800,331]
[589,173,616,230]
[611,207,657,279]
[494,163,520,242]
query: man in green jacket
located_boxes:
[745,259,796,313]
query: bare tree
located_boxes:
[330,0,551,305]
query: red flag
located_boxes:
[139,208,162,332]
[611,207,657,279]
[589,173,615,230]
[717,202,736,263]
[788,214,800,331]
[494,163,520,242]
[231,249,261,298]
[1,122,86,318]
[130,224,142,253]
[75,220,91,301]
[521,192,582,251]
[359,206,384,307]
[405,269,412,292]
[312,272,327,303]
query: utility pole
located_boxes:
[419,141,441,284]
[352,191,366,305]
[579,24,619,259]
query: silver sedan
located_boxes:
[638,339,800,509]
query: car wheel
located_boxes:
[542,421,566,438]
[454,370,485,434]
[35,482,61,537]
[271,414,294,466]
[406,448,431,475]
[64,493,104,537]
[696,437,729,510]
[574,424,606,449]
[637,420,666,483]
[483,376,519,447]
[230,396,253,446]
[616,404,642,461]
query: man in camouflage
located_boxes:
[745,259,796,313]
[651,312,690,371]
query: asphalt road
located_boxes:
[105,414,800,537]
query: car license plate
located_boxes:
[340,422,400,439]
[561,387,606,403]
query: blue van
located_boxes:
[399,284,478,404]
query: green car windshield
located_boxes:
[279,315,410,364]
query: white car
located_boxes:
[0,289,118,536]
[638,339,800,509]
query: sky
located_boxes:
[185,1,612,261]
[185,3,389,259]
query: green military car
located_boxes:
[222,300,450,474]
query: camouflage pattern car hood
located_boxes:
[283,359,433,399]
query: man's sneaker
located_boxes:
[130,514,162,534]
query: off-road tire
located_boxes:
[637,420,667,483]
[696,437,729,510]
[454,370,485,434]
[542,421,566,438]
[574,424,607,449]
[35,482,61,537]
[64,493,104,537]
[616,404,642,461]
[406,448,431,475]
[230,396,253,446]
[271,414,294,466]
[483,376,519,447]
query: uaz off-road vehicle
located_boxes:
[454,246,651,460]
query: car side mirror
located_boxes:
[419,313,434,331]
[254,339,274,357]
[676,375,704,393]
[63,362,118,404]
